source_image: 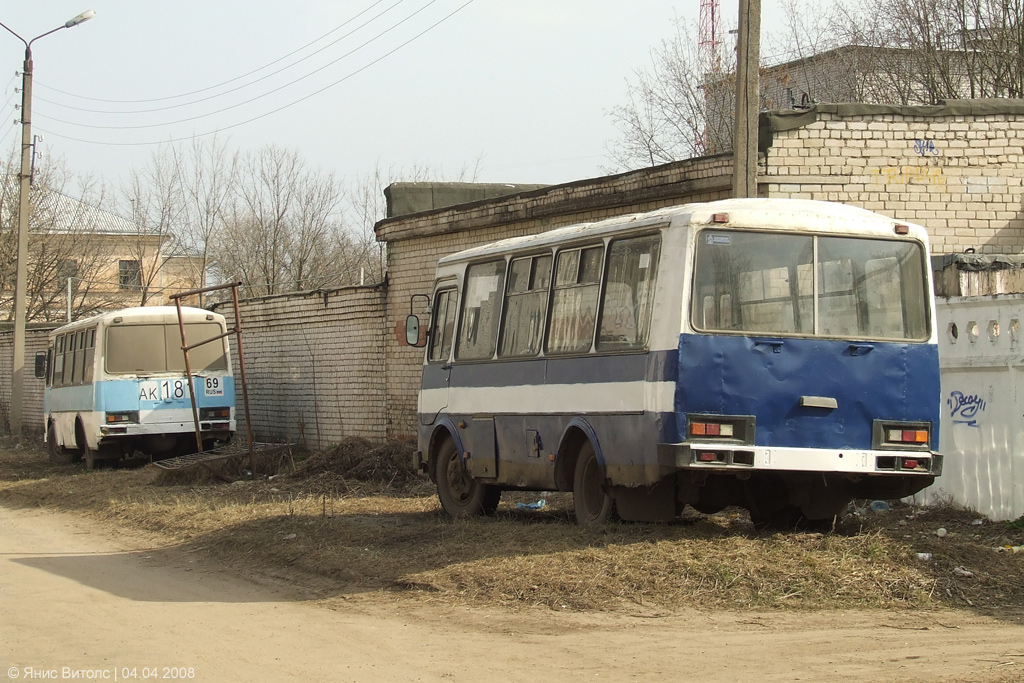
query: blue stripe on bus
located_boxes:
[94,376,236,412]
[676,334,940,451]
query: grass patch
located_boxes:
[1,437,1022,614]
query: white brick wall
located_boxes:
[214,284,388,448]
[765,109,1024,254]
[0,326,57,436]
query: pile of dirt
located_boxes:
[289,437,422,492]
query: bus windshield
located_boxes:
[105,322,228,374]
[691,230,929,341]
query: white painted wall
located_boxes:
[911,295,1024,520]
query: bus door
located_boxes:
[421,286,459,424]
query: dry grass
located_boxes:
[1,436,1022,615]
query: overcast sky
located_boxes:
[1,1,791,189]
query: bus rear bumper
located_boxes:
[99,420,237,438]
[657,442,943,477]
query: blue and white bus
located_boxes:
[39,306,236,468]
[407,198,942,527]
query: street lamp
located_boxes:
[0,10,95,436]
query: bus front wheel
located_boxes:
[573,441,615,525]
[435,438,500,518]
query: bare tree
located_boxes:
[857,0,1024,102]
[120,146,188,305]
[212,145,348,296]
[177,135,239,303]
[607,0,1024,169]
[1,153,124,322]
[607,15,737,168]
[342,159,484,285]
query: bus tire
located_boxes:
[84,443,119,471]
[47,422,77,465]
[573,441,615,525]
[435,438,500,518]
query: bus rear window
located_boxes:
[692,230,929,341]
[106,323,228,374]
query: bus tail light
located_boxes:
[200,407,231,420]
[691,421,733,438]
[105,411,138,424]
[874,420,931,450]
[887,428,929,444]
[686,414,754,444]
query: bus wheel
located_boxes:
[573,441,615,525]
[436,438,500,518]
[83,444,117,471]
[47,422,77,465]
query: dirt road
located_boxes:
[1,506,1022,683]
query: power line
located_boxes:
[35,0,445,131]
[32,0,393,105]
[33,0,412,115]
[36,0,478,147]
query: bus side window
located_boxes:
[83,328,96,384]
[499,254,551,357]
[456,260,506,361]
[68,331,80,386]
[548,246,603,354]
[428,289,458,362]
[597,234,661,351]
[75,330,88,384]
[52,334,65,387]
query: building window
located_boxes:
[119,260,141,290]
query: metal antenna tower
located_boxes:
[699,0,723,76]
[697,0,723,155]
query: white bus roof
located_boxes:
[438,198,929,265]
[50,306,223,335]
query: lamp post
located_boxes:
[0,10,95,436]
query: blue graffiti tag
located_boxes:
[914,139,940,156]
[948,390,986,426]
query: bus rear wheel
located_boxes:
[47,422,78,465]
[83,442,118,470]
[435,438,500,518]
[573,441,615,525]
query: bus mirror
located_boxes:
[405,315,424,347]
[34,352,47,379]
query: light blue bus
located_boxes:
[39,306,236,468]
[407,198,942,527]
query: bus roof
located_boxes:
[49,306,224,336]
[438,198,929,265]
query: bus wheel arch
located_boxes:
[46,418,78,465]
[555,420,606,492]
[427,421,465,484]
[433,432,500,518]
[557,421,615,525]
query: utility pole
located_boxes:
[732,0,761,198]
[0,11,95,436]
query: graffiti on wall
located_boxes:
[914,139,941,156]
[868,166,946,185]
[948,390,986,427]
